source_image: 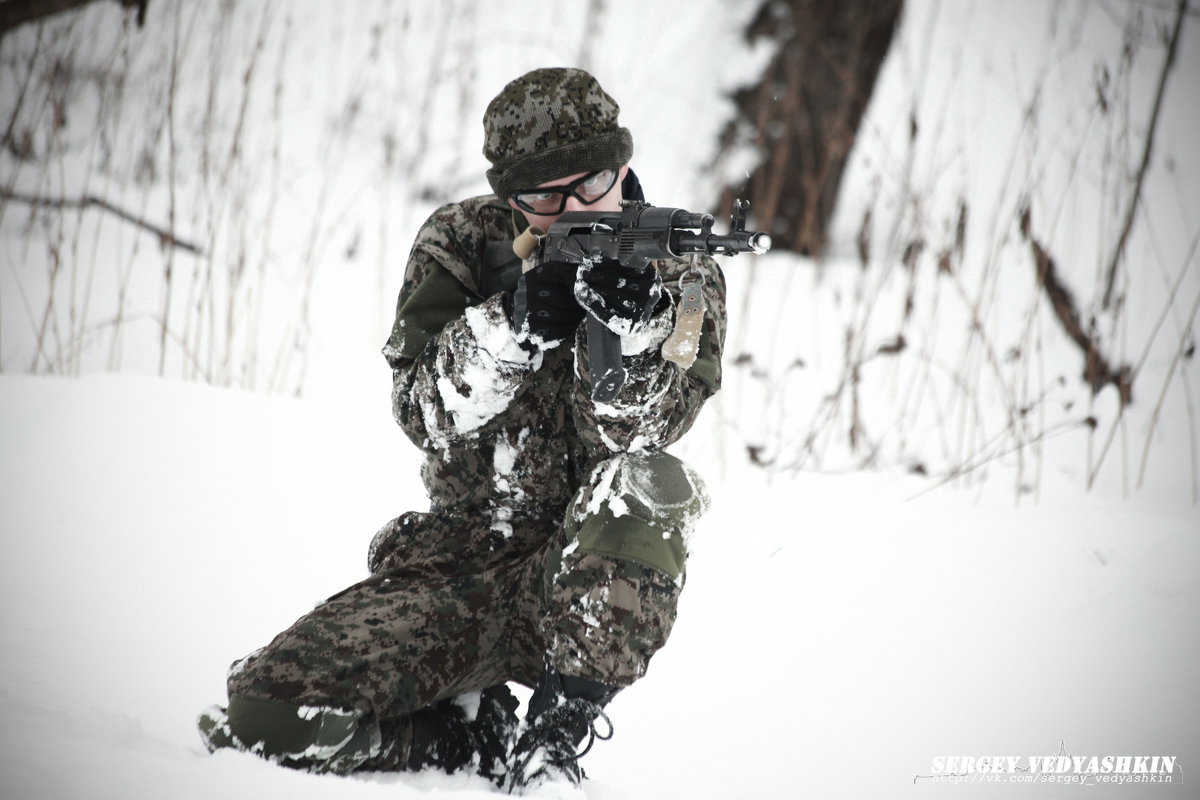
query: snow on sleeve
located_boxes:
[580,353,679,453]
[489,428,530,538]
[491,427,530,500]
[618,303,673,356]
[570,294,712,455]
[418,297,541,446]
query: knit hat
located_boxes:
[483,67,633,201]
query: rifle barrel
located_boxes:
[674,230,772,256]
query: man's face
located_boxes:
[507,165,629,229]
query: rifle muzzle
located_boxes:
[748,232,772,254]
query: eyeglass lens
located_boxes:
[512,169,617,215]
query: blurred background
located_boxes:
[2,0,1197,502]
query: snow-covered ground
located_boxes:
[2,0,1198,797]
[0,373,1195,799]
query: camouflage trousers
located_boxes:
[211,451,708,772]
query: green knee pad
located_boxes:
[569,451,709,580]
[225,695,378,771]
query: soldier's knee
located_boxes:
[567,451,709,580]
[209,694,381,773]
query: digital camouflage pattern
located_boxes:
[483,68,634,201]
[385,194,725,514]
[207,191,726,772]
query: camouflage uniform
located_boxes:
[201,68,726,776]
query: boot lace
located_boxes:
[508,698,613,792]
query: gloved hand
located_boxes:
[507,262,586,348]
[574,260,665,336]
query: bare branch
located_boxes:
[1021,205,1132,404]
[2,189,205,256]
[1101,0,1188,309]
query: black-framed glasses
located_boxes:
[510,169,619,216]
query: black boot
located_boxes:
[507,665,618,793]
[407,684,520,786]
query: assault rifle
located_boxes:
[515,199,771,402]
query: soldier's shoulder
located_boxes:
[418,194,514,244]
[410,194,516,293]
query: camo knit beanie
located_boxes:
[483,67,633,201]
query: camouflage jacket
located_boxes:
[382,194,726,531]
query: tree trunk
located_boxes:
[716,0,903,256]
[0,0,147,39]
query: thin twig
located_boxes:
[907,416,1097,501]
[159,0,180,377]
[1136,286,1200,490]
[1101,0,1187,309]
[1,189,205,256]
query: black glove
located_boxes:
[574,260,664,336]
[507,261,586,347]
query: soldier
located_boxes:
[199,67,726,794]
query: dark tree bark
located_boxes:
[715,0,903,256]
[0,0,146,39]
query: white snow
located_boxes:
[452,691,483,724]
[1,0,1198,798]
[435,303,540,438]
[0,374,1195,799]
